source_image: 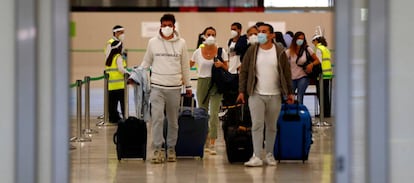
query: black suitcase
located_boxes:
[113,116,147,160]
[222,104,253,163]
[164,94,209,158]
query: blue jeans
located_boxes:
[292,76,309,104]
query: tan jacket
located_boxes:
[239,43,293,96]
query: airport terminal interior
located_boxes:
[6,0,412,183]
[68,1,336,182]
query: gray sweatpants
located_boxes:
[248,93,281,157]
[150,87,181,149]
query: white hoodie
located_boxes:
[140,31,191,89]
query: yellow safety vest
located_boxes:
[104,38,116,54]
[105,54,126,91]
[316,43,333,79]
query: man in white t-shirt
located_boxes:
[237,23,294,167]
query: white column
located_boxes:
[0,0,69,182]
[334,0,354,182]
[389,0,414,182]
[0,0,16,182]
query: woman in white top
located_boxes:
[190,26,228,155]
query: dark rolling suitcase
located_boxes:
[113,116,147,160]
[222,104,253,163]
[164,94,209,158]
[274,104,312,163]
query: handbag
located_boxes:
[203,47,236,104]
[296,46,322,79]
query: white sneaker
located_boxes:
[244,155,263,167]
[151,149,165,164]
[209,145,217,155]
[218,109,227,117]
[264,153,277,166]
[167,147,177,162]
[204,144,210,152]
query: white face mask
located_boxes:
[248,35,258,44]
[204,36,216,45]
[118,34,125,41]
[230,30,238,38]
[161,26,174,37]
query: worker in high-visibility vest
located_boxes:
[105,40,129,123]
[105,25,126,61]
[312,35,333,117]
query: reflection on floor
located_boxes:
[70,87,334,183]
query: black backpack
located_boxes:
[203,47,236,104]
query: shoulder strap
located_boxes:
[295,46,306,66]
[203,47,223,104]
[216,47,223,62]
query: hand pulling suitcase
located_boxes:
[164,94,209,158]
[113,116,147,161]
[182,93,197,107]
[274,103,312,163]
[222,104,253,163]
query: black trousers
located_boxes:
[108,89,125,123]
[316,79,332,117]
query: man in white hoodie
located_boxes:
[140,14,192,163]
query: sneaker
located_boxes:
[151,149,165,164]
[264,153,277,166]
[167,147,177,162]
[218,109,227,117]
[244,155,263,167]
[204,144,210,152]
[209,145,217,155]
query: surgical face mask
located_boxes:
[204,36,216,45]
[230,30,238,38]
[296,39,304,46]
[257,33,268,45]
[248,35,258,44]
[118,34,125,41]
[161,26,174,37]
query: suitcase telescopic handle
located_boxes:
[180,94,194,116]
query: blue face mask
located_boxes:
[296,39,304,46]
[257,33,268,45]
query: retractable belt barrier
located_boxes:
[69,67,197,143]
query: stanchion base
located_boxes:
[96,120,118,126]
[83,128,99,134]
[73,137,92,142]
[96,120,105,126]
[97,114,104,119]
[312,121,332,127]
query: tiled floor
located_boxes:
[69,88,334,183]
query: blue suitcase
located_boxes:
[274,104,312,163]
[164,95,209,158]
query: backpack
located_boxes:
[203,47,236,104]
[296,46,322,79]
